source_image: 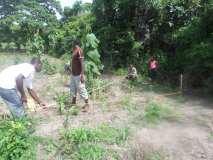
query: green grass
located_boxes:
[150,152,162,160]
[73,143,105,160]
[60,124,129,159]
[143,100,178,124]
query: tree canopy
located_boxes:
[0,0,212,92]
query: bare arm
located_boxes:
[27,88,41,104]
[27,88,46,107]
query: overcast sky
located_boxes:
[58,0,92,8]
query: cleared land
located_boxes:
[0,53,213,160]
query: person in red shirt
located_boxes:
[148,56,158,82]
[70,40,89,112]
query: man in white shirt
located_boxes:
[0,58,46,118]
[126,64,138,80]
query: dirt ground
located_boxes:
[34,74,213,159]
[0,55,213,160]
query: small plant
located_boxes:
[56,93,69,114]
[144,102,161,123]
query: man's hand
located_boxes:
[80,74,85,83]
[21,95,27,103]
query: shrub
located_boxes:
[0,119,36,160]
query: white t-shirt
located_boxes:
[0,63,35,89]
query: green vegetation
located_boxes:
[150,152,163,160]
[41,58,57,75]
[60,124,128,159]
[0,0,212,159]
[144,100,178,124]
[92,0,213,92]
[56,92,70,114]
[1,0,212,92]
[0,119,37,160]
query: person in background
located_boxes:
[126,64,138,80]
[70,40,89,112]
[148,56,158,82]
[0,58,47,118]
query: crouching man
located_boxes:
[126,64,138,80]
[0,58,47,118]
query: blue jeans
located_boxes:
[0,87,25,118]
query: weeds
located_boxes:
[60,124,129,159]
[0,119,37,160]
[143,100,178,124]
[74,143,105,160]
[56,92,69,114]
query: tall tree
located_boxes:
[0,0,61,49]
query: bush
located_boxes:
[0,119,36,160]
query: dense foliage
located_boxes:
[0,0,212,91]
[92,0,213,91]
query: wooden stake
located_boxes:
[180,74,183,93]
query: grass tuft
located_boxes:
[60,124,129,159]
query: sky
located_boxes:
[58,0,93,8]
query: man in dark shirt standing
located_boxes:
[70,40,89,112]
